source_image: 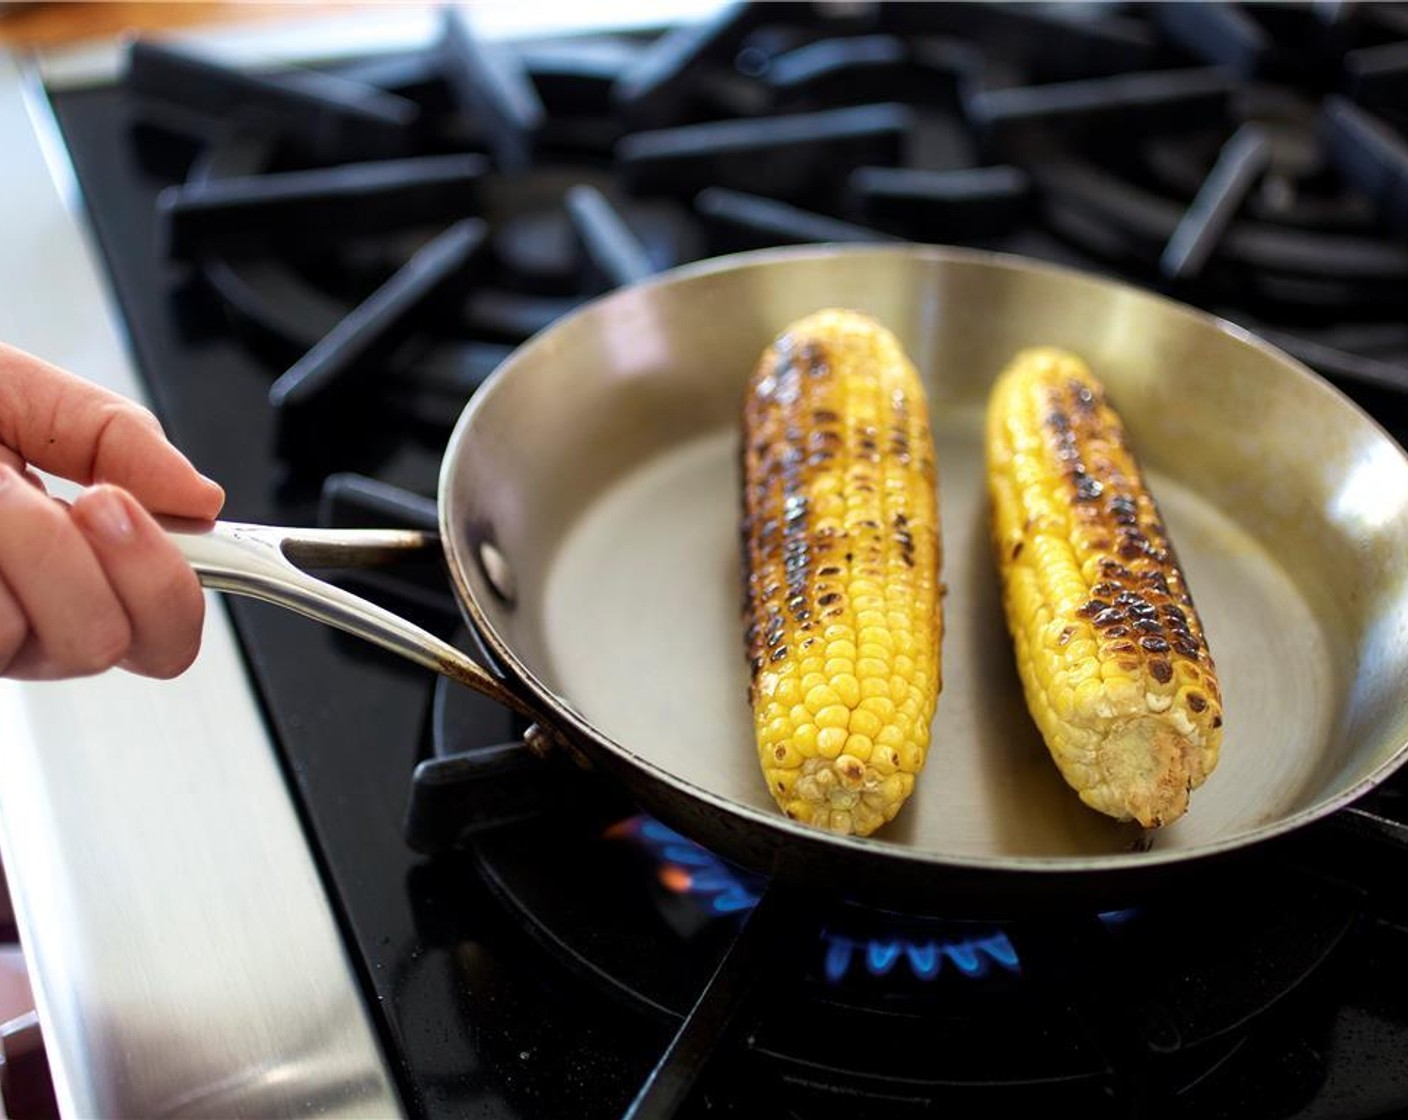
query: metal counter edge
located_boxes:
[0,49,404,1120]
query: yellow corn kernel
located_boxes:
[848,708,882,739]
[816,726,849,758]
[815,705,851,730]
[833,673,861,708]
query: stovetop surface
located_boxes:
[43,4,1408,1116]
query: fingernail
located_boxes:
[79,488,134,543]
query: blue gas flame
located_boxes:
[822,929,1021,983]
[608,815,1027,982]
[607,815,764,914]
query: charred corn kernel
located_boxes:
[835,754,867,788]
[770,739,802,768]
[986,346,1224,828]
[870,749,899,776]
[741,309,943,836]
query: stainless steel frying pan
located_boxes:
[169,245,1408,910]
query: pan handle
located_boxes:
[161,518,547,724]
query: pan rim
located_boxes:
[439,242,1408,876]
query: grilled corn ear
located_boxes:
[740,309,942,837]
[986,347,1223,828]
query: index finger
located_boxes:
[0,343,224,519]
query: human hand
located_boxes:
[0,343,224,680]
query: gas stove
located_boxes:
[5,3,1408,1118]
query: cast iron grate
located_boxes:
[132,0,1408,455]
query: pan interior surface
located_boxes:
[447,247,1408,867]
[539,412,1334,858]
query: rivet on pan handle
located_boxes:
[472,528,517,607]
[162,518,552,728]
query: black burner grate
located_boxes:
[129,1,1408,446]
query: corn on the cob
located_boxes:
[986,346,1223,828]
[740,309,942,837]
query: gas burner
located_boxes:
[464,803,1366,1111]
